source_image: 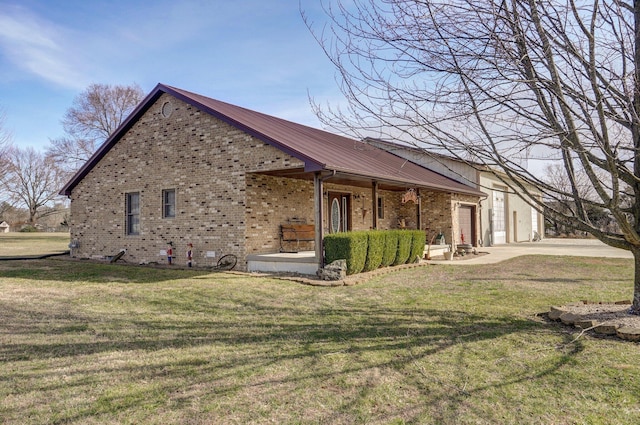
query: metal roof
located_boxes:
[60,83,486,198]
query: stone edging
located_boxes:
[261,262,430,287]
[547,304,640,342]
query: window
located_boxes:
[126,192,140,235]
[377,196,385,219]
[161,101,173,118]
[163,189,175,218]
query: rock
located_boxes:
[574,319,598,329]
[560,312,580,325]
[317,259,347,281]
[616,327,640,341]
[594,324,619,335]
[548,306,568,321]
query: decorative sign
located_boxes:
[401,188,418,204]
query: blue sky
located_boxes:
[0,0,340,151]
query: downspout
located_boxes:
[417,188,422,230]
[314,170,336,271]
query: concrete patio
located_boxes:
[247,238,633,275]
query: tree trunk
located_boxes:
[632,247,640,315]
[633,0,640,315]
[29,206,37,225]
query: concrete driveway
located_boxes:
[432,238,633,265]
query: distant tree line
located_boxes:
[0,83,143,229]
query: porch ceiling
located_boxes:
[253,168,448,192]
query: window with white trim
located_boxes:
[126,192,140,235]
[163,189,175,218]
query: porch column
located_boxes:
[314,172,324,270]
[372,181,379,230]
[417,188,422,230]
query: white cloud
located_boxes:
[0,5,89,89]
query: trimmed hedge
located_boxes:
[324,231,368,275]
[381,231,398,267]
[409,230,426,263]
[324,229,427,275]
[363,231,385,272]
[393,230,413,266]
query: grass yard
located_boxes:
[0,233,70,257]
[0,254,638,424]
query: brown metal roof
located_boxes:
[60,83,485,198]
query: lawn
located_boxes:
[0,232,70,257]
[0,252,638,424]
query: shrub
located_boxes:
[363,231,385,272]
[324,231,368,275]
[393,230,413,266]
[409,230,426,263]
[20,225,38,233]
[325,229,425,275]
[324,233,348,264]
[381,231,398,267]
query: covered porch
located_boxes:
[244,139,485,275]
[246,245,452,276]
[247,168,436,273]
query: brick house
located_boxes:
[60,84,485,272]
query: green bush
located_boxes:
[20,225,38,233]
[363,231,385,272]
[393,230,413,266]
[324,231,368,275]
[325,229,425,275]
[381,231,398,267]
[409,230,426,263]
[324,233,348,264]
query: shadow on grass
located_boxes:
[1,299,585,424]
[0,260,597,424]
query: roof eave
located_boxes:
[329,169,486,198]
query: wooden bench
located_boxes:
[280,223,315,252]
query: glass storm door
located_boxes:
[329,192,351,233]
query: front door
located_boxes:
[329,192,351,233]
[458,205,475,245]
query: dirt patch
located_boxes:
[561,302,637,326]
[548,301,640,341]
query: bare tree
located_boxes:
[0,107,12,177]
[3,147,63,225]
[46,83,144,173]
[47,136,100,174]
[305,1,640,313]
